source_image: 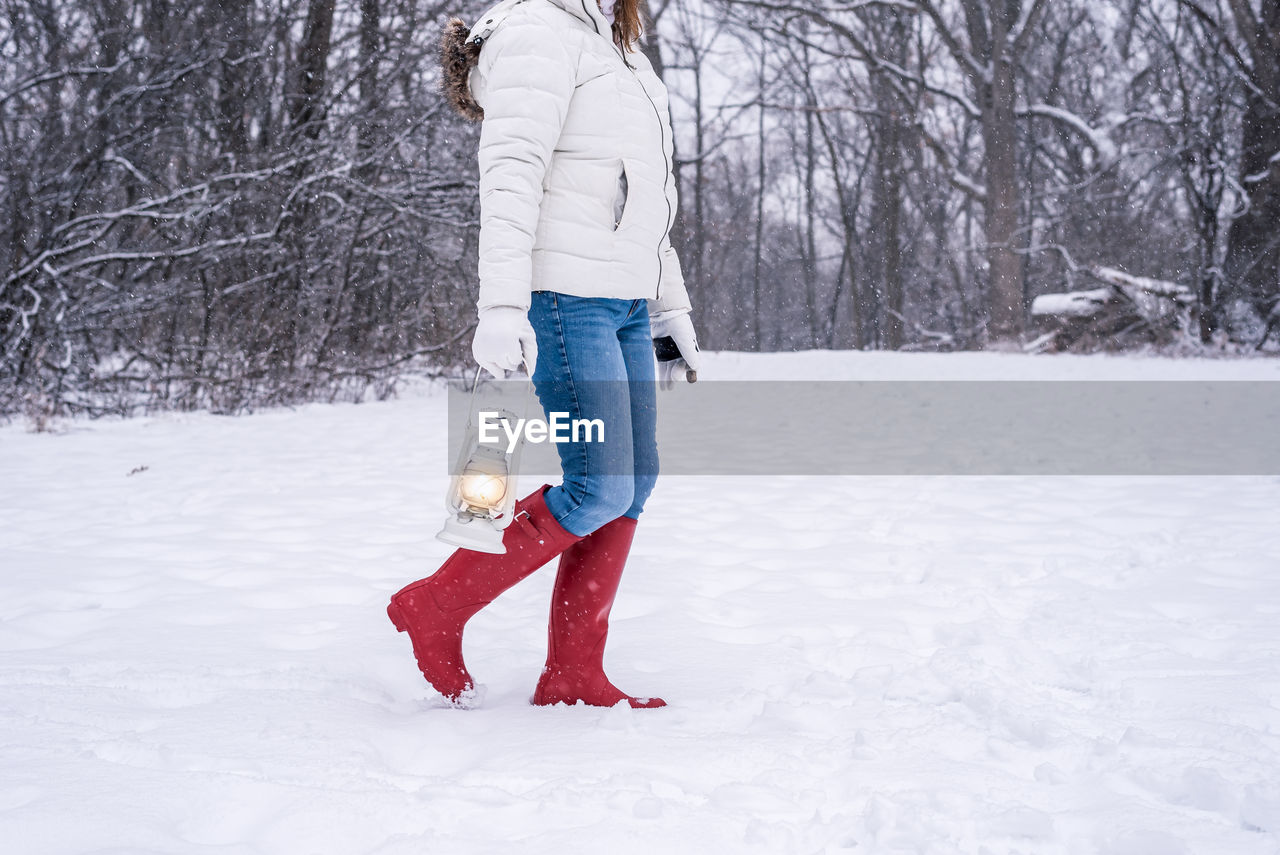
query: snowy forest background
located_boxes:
[2,0,1279,417]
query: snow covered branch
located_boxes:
[1244,150,1280,185]
[1022,104,1119,167]
[917,127,987,201]
[1029,265,1195,351]
[1030,287,1114,318]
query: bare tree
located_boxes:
[4,0,1275,419]
[1179,0,1280,329]
[1,0,477,417]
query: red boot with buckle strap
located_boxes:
[388,485,581,704]
[532,515,667,709]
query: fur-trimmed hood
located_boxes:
[440,0,612,121]
[440,0,534,121]
[440,16,485,120]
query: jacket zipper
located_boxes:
[580,0,670,299]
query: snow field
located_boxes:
[1,350,1279,854]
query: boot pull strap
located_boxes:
[513,509,543,542]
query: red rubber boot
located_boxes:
[532,516,667,709]
[388,486,580,704]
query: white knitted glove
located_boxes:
[650,311,701,390]
[472,306,538,378]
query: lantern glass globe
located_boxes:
[458,471,507,510]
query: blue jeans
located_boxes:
[527,292,658,537]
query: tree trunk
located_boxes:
[982,17,1025,342]
[357,0,382,165]
[753,37,766,350]
[693,52,705,296]
[216,0,254,156]
[802,51,819,347]
[289,0,337,138]
[1224,2,1280,321]
[868,12,906,352]
[879,118,904,350]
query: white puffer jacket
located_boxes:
[465,0,692,322]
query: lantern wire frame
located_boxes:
[436,367,535,554]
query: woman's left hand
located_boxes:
[651,311,701,390]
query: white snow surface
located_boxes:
[2,350,1279,855]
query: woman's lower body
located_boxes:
[387,293,664,708]
[530,292,659,535]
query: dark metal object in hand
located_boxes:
[653,336,697,383]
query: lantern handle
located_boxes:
[466,364,482,405]
[461,365,537,435]
[460,366,485,434]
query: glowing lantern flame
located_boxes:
[458,471,507,510]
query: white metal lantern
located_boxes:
[437,389,528,554]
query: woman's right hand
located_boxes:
[472,306,538,378]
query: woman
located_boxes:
[387,0,700,708]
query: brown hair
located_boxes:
[610,0,644,52]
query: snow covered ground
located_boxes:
[2,351,1279,855]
